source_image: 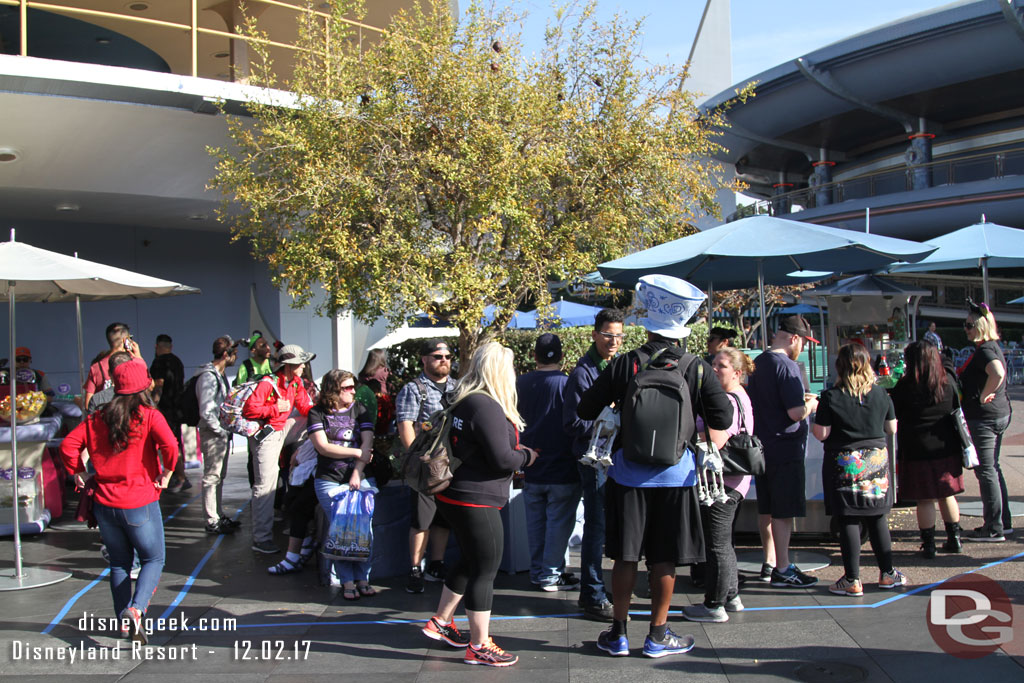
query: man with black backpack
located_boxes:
[394,338,458,593]
[152,334,188,493]
[578,274,733,660]
[195,336,238,535]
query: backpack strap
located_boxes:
[412,377,429,419]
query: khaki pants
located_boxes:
[199,427,232,527]
[250,429,285,543]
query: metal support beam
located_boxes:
[795,57,943,136]
[728,122,846,163]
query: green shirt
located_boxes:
[233,357,273,387]
[354,384,378,426]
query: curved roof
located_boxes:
[703,0,1024,195]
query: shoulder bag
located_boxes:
[719,392,765,476]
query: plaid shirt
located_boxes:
[394,373,458,430]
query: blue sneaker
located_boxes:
[642,628,695,658]
[596,628,629,656]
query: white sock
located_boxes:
[285,551,301,564]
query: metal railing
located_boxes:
[728,146,1024,222]
[0,0,386,79]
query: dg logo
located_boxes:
[927,573,1013,659]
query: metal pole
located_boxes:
[758,260,768,351]
[9,280,22,579]
[982,258,990,305]
[19,0,27,56]
[818,295,828,386]
[191,0,198,78]
[707,281,714,327]
[75,295,85,393]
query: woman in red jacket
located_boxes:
[61,358,179,644]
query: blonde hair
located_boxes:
[452,341,525,430]
[835,343,875,399]
[969,311,1000,342]
[716,348,754,378]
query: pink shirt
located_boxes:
[698,388,753,497]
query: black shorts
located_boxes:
[604,478,704,565]
[755,456,806,519]
[410,489,451,531]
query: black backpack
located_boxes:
[180,369,216,427]
[620,347,698,467]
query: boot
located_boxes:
[942,522,962,553]
[919,527,936,559]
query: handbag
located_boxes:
[950,388,979,470]
[74,477,98,529]
[322,486,375,563]
[719,392,765,476]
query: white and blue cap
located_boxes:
[635,274,706,339]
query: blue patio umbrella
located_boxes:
[1010,295,1024,305]
[481,305,535,329]
[598,215,934,348]
[888,219,1024,304]
[532,299,605,328]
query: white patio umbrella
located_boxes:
[0,231,200,591]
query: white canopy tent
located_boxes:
[0,231,200,591]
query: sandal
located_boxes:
[356,582,376,597]
[342,587,360,601]
[267,558,301,575]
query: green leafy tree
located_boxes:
[210,0,742,360]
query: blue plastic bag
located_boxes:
[323,488,375,562]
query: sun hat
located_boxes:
[275,344,315,365]
[635,274,706,339]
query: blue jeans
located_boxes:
[967,415,1011,535]
[94,500,165,617]
[577,463,608,605]
[314,479,370,585]
[523,481,582,586]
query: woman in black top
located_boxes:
[420,342,537,668]
[891,341,964,557]
[813,344,905,597]
[959,301,1012,542]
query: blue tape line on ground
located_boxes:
[222,549,1024,630]
[157,506,245,621]
[40,493,201,635]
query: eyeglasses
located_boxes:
[963,321,976,330]
[597,332,625,340]
[430,354,451,361]
[14,356,30,363]
[340,385,357,392]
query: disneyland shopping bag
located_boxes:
[322,487,375,563]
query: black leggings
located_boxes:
[284,478,318,539]
[837,514,893,580]
[438,500,504,612]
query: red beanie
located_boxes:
[113,358,151,395]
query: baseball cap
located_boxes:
[14,346,31,359]
[420,339,451,357]
[708,327,738,341]
[534,333,562,362]
[779,315,820,343]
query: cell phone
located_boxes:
[123,335,134,351]
[253,424,275,442]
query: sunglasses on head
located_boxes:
[430,354,451,361]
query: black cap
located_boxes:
[709,326,738,340]
[779,315,820,343]
[534,333,562,362]
[420,338,451,356]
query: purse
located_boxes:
[719,392,766,476]
[950,387,979,469]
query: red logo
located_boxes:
[927,573,1013,659]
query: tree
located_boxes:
[210,0,742,360]
[716,283,815,347]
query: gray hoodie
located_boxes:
[195,362,230,436]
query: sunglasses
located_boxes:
[340,385,357,392]
[963,321,976,330]
[597,332,625,340]
[430,354,451,361]
[14,356,30,363]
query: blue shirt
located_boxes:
[747,350,807,459]
[517,370,579,486]
[394,373,458,428]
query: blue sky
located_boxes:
[512,0,949,86]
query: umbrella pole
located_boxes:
[758,260,768,351]
[818,296,828,386]
[75,295,85,393]
[707,281,714,326]
[9,283,22,579]
[982,258,990,305]
[0,281,71,591]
